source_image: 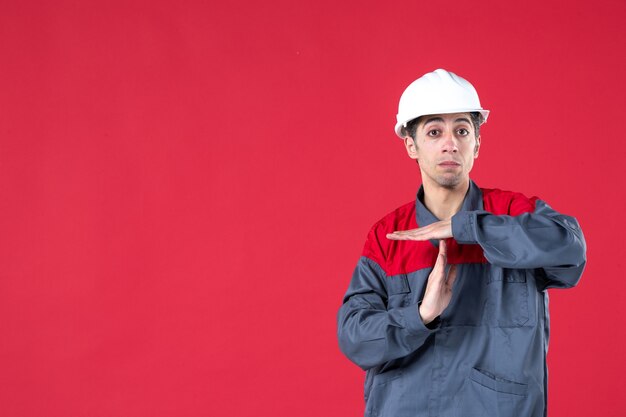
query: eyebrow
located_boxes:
[422,116,471,127]
[422,117,444,126]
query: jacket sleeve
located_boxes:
[337,255,436,371]
[451,199,586,289]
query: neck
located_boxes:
[422,178,470,220]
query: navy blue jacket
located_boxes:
[337,181,586,417]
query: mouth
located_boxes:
[438,161,461,167]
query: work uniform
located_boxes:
[337,180,586,417]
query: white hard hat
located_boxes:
[394,69,490,139]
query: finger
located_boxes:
[446,264,458,288]
[432,240,447,276]
[386,224,444,240]
[386,232,425,241]
[438,239,447,257]
[386,230,419,237]
[389,228,420,235]
[387,224,439,240]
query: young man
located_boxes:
[337,69,586,417]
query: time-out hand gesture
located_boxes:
[418,239,458,325]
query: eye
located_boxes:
[457,128,470,136]
[427,129,440,137]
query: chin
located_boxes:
[435,176,463,189]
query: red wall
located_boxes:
[1,1,624,416]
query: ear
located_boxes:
[473,135,481,159]
[404,136,419,160]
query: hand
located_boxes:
[386,219,453,241]
[418,240,458,325]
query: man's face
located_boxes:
[403,113,480,189]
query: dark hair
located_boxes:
[401,112,484,141]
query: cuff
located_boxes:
[396,303,440,334]
[452,211,478,244]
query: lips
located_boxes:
[438,161,461,167]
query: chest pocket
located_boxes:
[386,274,411,309]
[485,268,530,327]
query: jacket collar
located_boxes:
[415,179,483,227]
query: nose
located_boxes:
[441,131,458,153]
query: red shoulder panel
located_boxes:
[361,201,418,272]
[482,188,538,215]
